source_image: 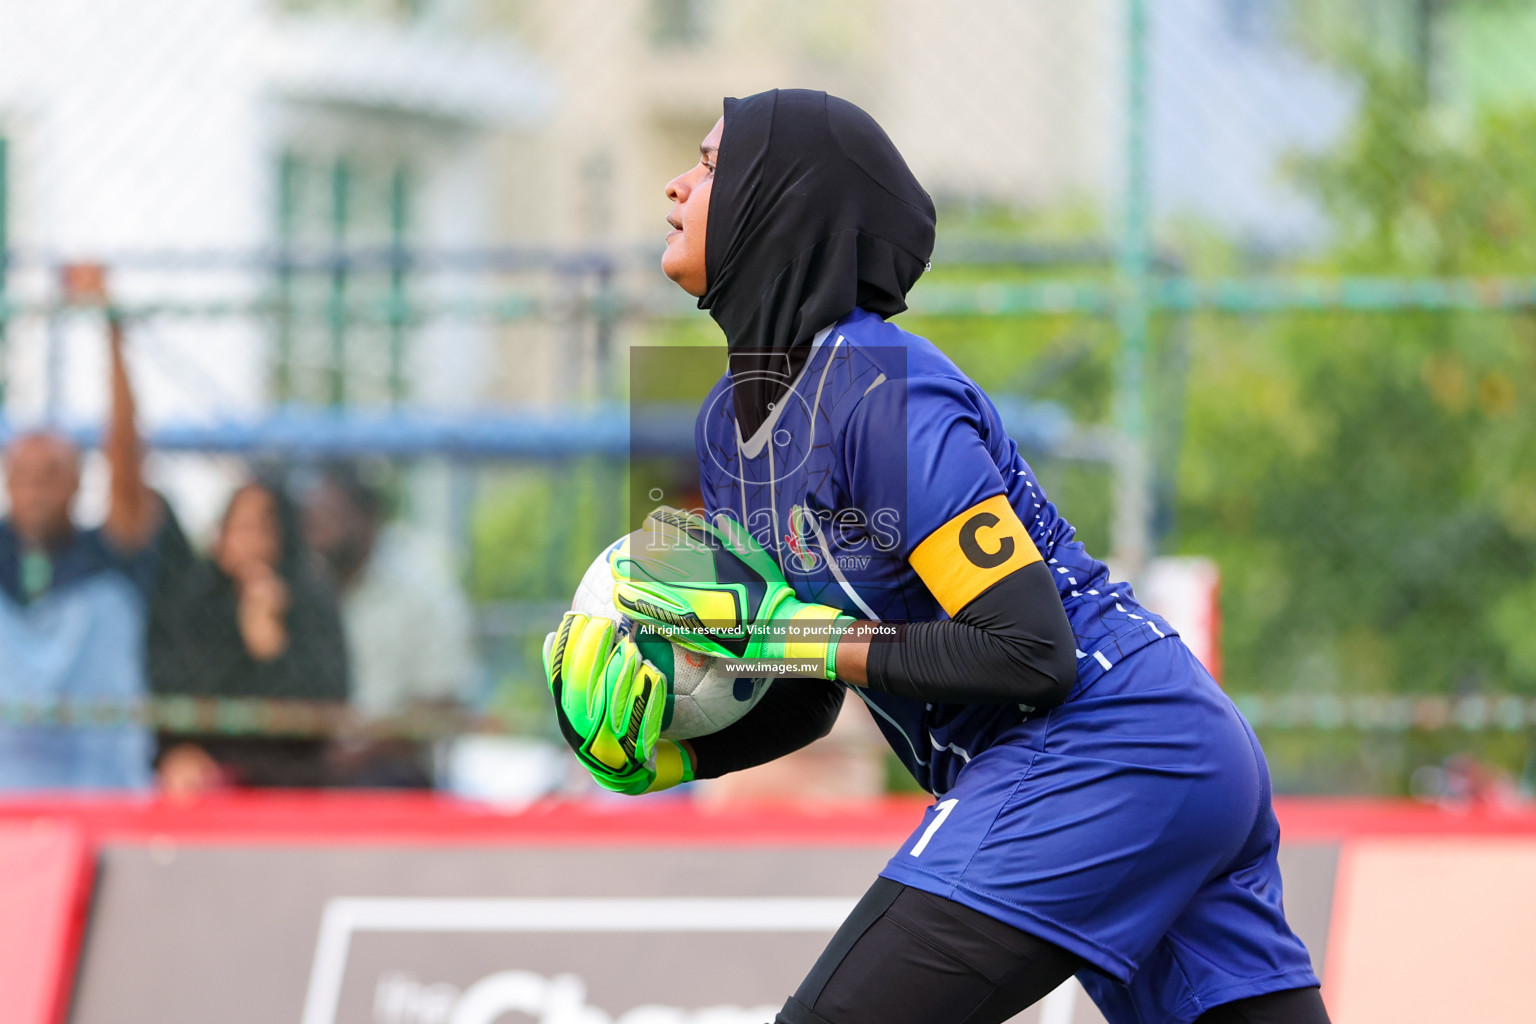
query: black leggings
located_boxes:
[777,879,1330,1024]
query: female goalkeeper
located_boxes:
[545,89,1329,1024]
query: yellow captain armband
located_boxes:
[908,494,1042,616]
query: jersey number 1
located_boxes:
[909,798,959,858]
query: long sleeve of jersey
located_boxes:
[844,374,1078,710]
[686,678,845,779]
[864,560,1076,707]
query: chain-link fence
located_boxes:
[2,0,1535,799]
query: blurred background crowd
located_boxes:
[3,300,477,795]
[1,0,1535,805]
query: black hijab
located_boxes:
[701,89,936,436]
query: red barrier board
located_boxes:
[1,792,1532,846]
[0,822,93,1024]
[2,795,1535,1024]
[0,791,934,845]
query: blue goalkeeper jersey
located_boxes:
[694,308,1176,795]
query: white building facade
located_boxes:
[0,0,550,528]
[0,0,548,427]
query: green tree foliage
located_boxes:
[1176,61,1536,707]
[470,459,630,604]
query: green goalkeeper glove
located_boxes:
[610,507,854,681]
[543,612,695,795]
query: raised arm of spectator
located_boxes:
[103,312,161,550]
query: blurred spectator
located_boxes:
[303,465,475,787]
[0,310,167,790]
[150,478,349,794]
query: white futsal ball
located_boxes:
[570,541,771,741]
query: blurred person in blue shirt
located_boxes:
[0,311,168,790]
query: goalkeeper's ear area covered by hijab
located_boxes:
[699,89,937,437]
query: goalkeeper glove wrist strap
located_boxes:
[645,739,695,793]
[783,603,856,681]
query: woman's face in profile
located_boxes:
[217,485,281,578]
[661,117,723,297]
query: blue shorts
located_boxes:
[879,639,1319,1024]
